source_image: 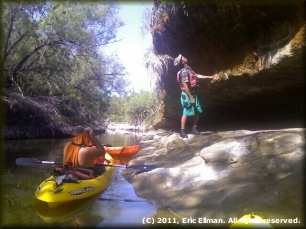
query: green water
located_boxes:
[1,133,160,227]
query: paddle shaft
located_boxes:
[95,163,157,171]
[15,158,158,172]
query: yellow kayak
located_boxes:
[35,191,102,224]
[228,213,274,228]
[35,153,115,208]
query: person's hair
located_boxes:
[71,132,95,147]
[71,125,91,137]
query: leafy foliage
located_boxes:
[109,91,159,126]
[2,1,128,121]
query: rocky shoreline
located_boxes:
[3,87,305,227]
[122,128,305,228]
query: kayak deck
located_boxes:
[35,153,115,208]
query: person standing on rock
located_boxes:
[174,54,217,138]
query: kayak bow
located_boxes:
[35,153,115,208]
[228,213,274,228]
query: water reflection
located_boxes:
[3,133,143,172]
[65,210,104,228]
[97,132,143,147]
[2,133,159,227]
[95,167,157,227]
[33,166,157,228]
[4,138,66,174]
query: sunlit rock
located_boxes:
[122,128,305,225]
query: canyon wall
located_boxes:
[150,0,305,131]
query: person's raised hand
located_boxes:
[211,73,219,83]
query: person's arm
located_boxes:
[89,130,105,157]
[181,82,195,104]
[197,73,218,79]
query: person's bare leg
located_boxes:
[180,115,188,138]
[192,114,200,135]
[193,114,199,128]
[181,115,187,130]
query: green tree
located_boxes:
[140,5,151,40]
[139,3,158,93]
[2,1,128,120]
[107,91,158,126]
[108,95,128,122]
[126,91,158,126]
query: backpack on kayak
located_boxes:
[52,166,95,186]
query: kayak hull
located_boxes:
[104,145,140,157]
[35,191,102,224]
[112,156,131,165]
[35,153,115,208]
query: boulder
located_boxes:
[122,128,305,227]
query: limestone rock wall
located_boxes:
[122,128,305,225]
[150,0,305,131]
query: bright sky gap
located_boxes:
[105,1,154,93]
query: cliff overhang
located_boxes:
[150,0,305,131]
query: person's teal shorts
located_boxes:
[180,91,202,116]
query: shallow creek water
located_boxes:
[1,133,178,228]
